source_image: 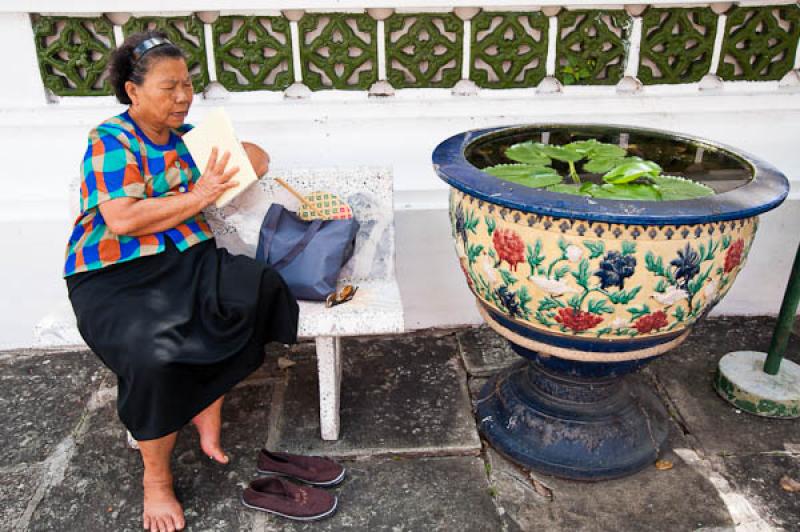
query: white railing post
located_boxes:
[283,9,311,99]
[618,5,644,93]
[1,12,49,106]
[538,6,562,93]
[368,7,394,96]
[700,3,731,90]
[452,7,479,96]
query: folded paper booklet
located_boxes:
[182,107,259,208]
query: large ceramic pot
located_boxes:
[433,125,789,480]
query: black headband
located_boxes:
[132,37,171,63]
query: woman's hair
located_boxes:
[108,31,186,105]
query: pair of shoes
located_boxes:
[256,449,346,487]
[240,449,346,521]
[242,477,338,522]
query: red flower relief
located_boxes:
[724,239,745,273]
[633,311,668,334]
[492,228,525,271]
[555,308,604,332]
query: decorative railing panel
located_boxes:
[470,11,549,89]
[718,5,800,81]
[639,8,717,85]
[213,15,294,92]
[386,12,462,89]
[25,4,800,98]
[556,10,631,85]
[32,16,116,96]
[123,16,210,93]
[298,13,378,90]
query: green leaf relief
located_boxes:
[608,286,641,304]
[526,240,545,270]
[535,311,556,327]
[627,304,651,320]
[621,241,637,256]
[688,265,713,296]
[573,259,591,287]
[596,327,613,337]
[553,265,570,281]
[538,296,565,311]
[484,216,497,236]
[673,306,686,322]
[584,240,605,259]
[654,279,668,293]
[722,235,732,249]
[464,210,480,233]
[500,269,518,286]
[645,252,665,276]
[467,244,484,265]
[568,294,583,310]
[588,298,615,314]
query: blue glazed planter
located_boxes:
[433,124,789,480]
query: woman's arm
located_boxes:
[242,142,270,177]
[100,148,239,237]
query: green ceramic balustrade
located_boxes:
[123,16,209,93]
[213,16,293,92]
[719,5,800,81]
[639,8,717,85]
[28,6,800,95]
[385,13,462,89]
[298,13,378,91]
[470,12,549,89]
[556,10,632,85]
[32,16,116,96]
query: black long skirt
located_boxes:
[67,239,299,441]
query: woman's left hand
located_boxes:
[242,142,270,177]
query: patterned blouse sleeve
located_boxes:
[79,125,146,212]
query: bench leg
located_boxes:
[316,336,342,441]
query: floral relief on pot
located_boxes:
[451,188,756,340]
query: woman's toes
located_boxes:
[205,447,229,464]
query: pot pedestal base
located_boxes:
[477,359,670,481]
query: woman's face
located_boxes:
[126,57,193,131]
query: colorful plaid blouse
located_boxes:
[63,111,214,277]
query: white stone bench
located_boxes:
[205,166,404,440]
[36,166,404,441]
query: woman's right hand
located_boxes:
[190,147,240,208]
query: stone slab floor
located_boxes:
[1,317,799,531]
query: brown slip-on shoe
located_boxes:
[257,449,346,487]
[241,477,338,521]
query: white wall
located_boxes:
[1,8,799,348]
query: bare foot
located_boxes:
[192,397,229,464]
[143,479,185,531]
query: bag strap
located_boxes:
[271,218,323,270]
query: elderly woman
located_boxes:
[64,32,342,531]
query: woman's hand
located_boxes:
[242,142,270,177]
[190,147,240,209]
